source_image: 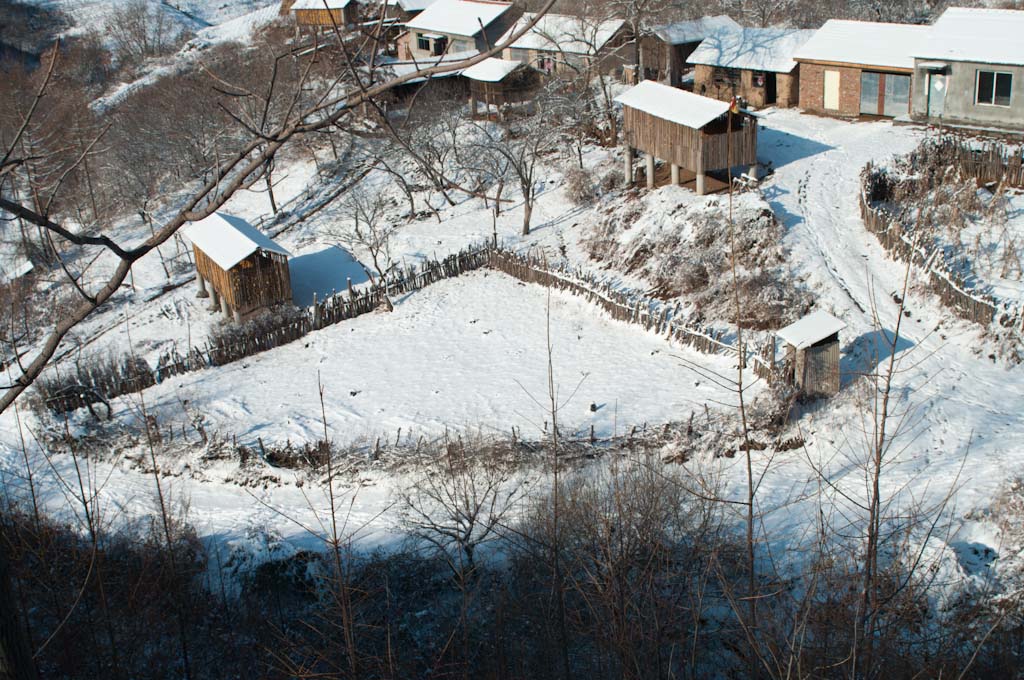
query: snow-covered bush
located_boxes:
[563,165,598,205]
[584,191,811,329]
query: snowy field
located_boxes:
[121,270,750,447]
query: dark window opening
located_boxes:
[977,70,1012,106]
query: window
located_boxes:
[432,36,447,56]
[416,33,430,51]
[977,70,1012,106]
[712,67,740,87]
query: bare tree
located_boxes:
[327,181,398,310]
[104,0,191,69]
[398,438,526,581]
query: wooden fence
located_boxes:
[931,136,1024,188]
[42,243,781,414]
[488,249,778,379]
[860,163,1021,330]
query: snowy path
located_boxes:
[757,111,1024,549]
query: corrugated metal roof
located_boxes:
[688,27,816,73]
[794,20,931,70]
[183,213,290,271]
[614,80,730,129]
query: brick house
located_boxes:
[793,20,931,118]
[688,27,815,108]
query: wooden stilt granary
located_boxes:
[184,213,293,323]
[615,80,758,195]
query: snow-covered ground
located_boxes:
[5,105,1024,590]
[25,0,276,34]
[116,269,749,447]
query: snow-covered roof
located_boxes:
[183,213,291,271]
[380,50,477,81]
[615,80,730,129]
[405,0,513,38]
[914,7,1024,66]
[462,57,522,81]
[688,27,816,73]
[291,0,352,9]
[777,311,846,350]
[794,20,931,70]
[499,13,625,56]
[652,15,740,46]
[396,0,436,11]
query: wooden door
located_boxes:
[824,70,840,110]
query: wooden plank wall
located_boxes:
[194,247,292,315]
[295,7,349,26]
[194,246,236,306]
[623,106,758,171]
[230,252,293,316]
[796,340,840,397]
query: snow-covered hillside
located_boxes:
[23,0,277,34]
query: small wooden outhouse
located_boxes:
[463,58,541,118]
[183,213,293,323]
[615,80,758,195]
[776,311,846,398]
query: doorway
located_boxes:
[766,72,778,105]
[927,72,946,118]
[824,70,840,110]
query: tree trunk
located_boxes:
[522,198,532,236]
[265,161,278,215]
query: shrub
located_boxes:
[563,165,598,205]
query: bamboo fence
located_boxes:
[860,163,1022,330]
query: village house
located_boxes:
[616,80,758,195]
[639,15,740,88]
[289,0,362,31]
[688,27,815,108]
[463,57,541,118]
[793,20,931,119]
[497,13,630,78]
[911,7,1024,131]
[397,0,519,61]
[184,213,293,323]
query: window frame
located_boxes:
[416,33,430,52]
[976,69,1013,108]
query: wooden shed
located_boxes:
[291,0,360,30]
[777,311,846,398]
[463,57,541,118]
[615,80,758,195]
[183,213,293,323]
